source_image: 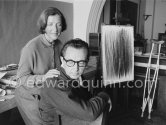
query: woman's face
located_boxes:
[45,14,62,42]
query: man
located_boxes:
[39,38,111,125]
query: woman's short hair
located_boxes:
[37,7,67,34]
[61,38,90,61]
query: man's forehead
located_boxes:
[64,47,87,59]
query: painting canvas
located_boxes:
[101,25,134,85]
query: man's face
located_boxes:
[61,46,88,79]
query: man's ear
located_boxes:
[60,56,63,61]
[60,56,64,67]
[60,56,63,63]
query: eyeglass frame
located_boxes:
[62,56,88,67]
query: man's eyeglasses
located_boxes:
[63,57,87,67]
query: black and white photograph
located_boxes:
[0,0,166,125]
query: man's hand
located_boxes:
[42,69,60,82]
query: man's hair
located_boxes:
[37,7,67,34]
[61,38,90,61]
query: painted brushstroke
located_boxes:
[101,25,134,85]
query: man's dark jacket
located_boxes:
[39,67,110,125]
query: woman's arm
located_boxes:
[17,46,44,88]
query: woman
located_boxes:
[15,7,67,125]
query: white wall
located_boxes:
[73,0,93,41]
[153,0,166,38]
[144,0,155,52]
[138,0,146,35]
[144,0,166,52]
[144,0,154,40]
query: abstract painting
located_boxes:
[101,25,134,85]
